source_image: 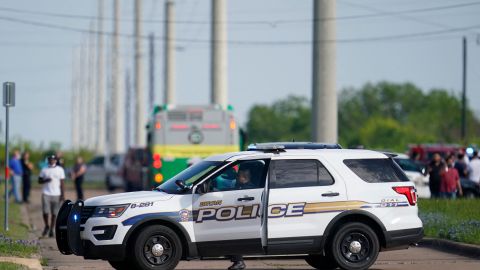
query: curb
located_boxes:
[0,257,42,270]
[420,237,480,259]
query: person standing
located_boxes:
[454,153,469,181]
[21,151,34,203]
[440,155,462,199]
[8,150,23,203]
[71,156,87,200]
[39,154,65,237]
[468,150,480,187]
[427,153,445,198]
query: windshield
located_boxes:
[156,160,224,194]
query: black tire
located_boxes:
[108,259,132,270]
[130,225,182,270]
[329,222,379,270]
[106,175,115,192]
[305,254,338,270]
[463,190,476,199]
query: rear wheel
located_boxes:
[330,222,379,270]
[305,254,337,270]
[130,225,182,270]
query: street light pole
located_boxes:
[3,82,15,231]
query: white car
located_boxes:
[393,154,430,198]
[56,143,423,270]
[85,154,125,191]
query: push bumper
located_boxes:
[56,200,126,261]
[384,227,424,250]
[55,200,84,255]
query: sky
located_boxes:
[0,0,479,150]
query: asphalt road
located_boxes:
[26,186,480,270]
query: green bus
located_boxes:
[147,105,240,186]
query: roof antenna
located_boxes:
[292,138,295,142]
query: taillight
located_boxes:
[392,186,417,206]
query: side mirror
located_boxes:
[175,180,188,191]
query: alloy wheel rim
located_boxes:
[143,235,174,265]
[340,232,371,263]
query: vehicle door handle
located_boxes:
[322,192,340,197]
[238,196,255,201]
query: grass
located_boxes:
[0,262,27,270]
[418,199,480,245]
[0,184,39,257]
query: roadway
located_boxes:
[26,186,480,270]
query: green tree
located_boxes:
[246,81,480,151]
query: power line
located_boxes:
[1,14,480,45]
[0,1,479,26]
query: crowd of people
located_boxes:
[6,150,87,237]
[427,150,480,199]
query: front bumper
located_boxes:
[56,200,126,261]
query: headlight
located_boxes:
[92,204,129,218]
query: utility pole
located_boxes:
[211,0,228,109]
[164,0,176,105]
[71,48,80,150]
[461,36,467,142]
[312,0,337,143]
[96,0,106,154]
[149,33,155,113]
[79,37,87,149]
[134,0,145,146]
[125,69,132,149]
[87,22,97,151]
[111,0,124,153]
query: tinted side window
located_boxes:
[272,160,334,188]
[344,158,409,183]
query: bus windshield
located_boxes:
[156,161,224,194]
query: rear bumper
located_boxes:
[384,227,424,250]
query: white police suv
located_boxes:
[56,142,423,270]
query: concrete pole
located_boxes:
[164,0,176,105]
[71,48,80,150]
[149,33,155,113]
[87,22,97,150]
[312,0,337,143]
[211,0,228,109]
[96,0,106,154]
[111,0,125,153]
[125,69,131,149]
[79,37,88,149]
[134,0,146,146]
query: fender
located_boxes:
[122,215,198,259]
[319,210,387,251]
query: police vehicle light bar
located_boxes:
[247,142,342,152]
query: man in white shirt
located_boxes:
[468,151,480,187]
[39,154,65,237]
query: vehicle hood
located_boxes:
[84,191,174,206]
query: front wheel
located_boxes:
[305,254,337,270]
[330,222,379,270]
[130,225,182,270]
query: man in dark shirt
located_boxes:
[428,153,445,198]
[454,153,468,180]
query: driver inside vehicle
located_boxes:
[234,167,256,190]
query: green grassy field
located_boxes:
[418,199,480,245]
[0,262,27,270]
[0,185,38,257]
